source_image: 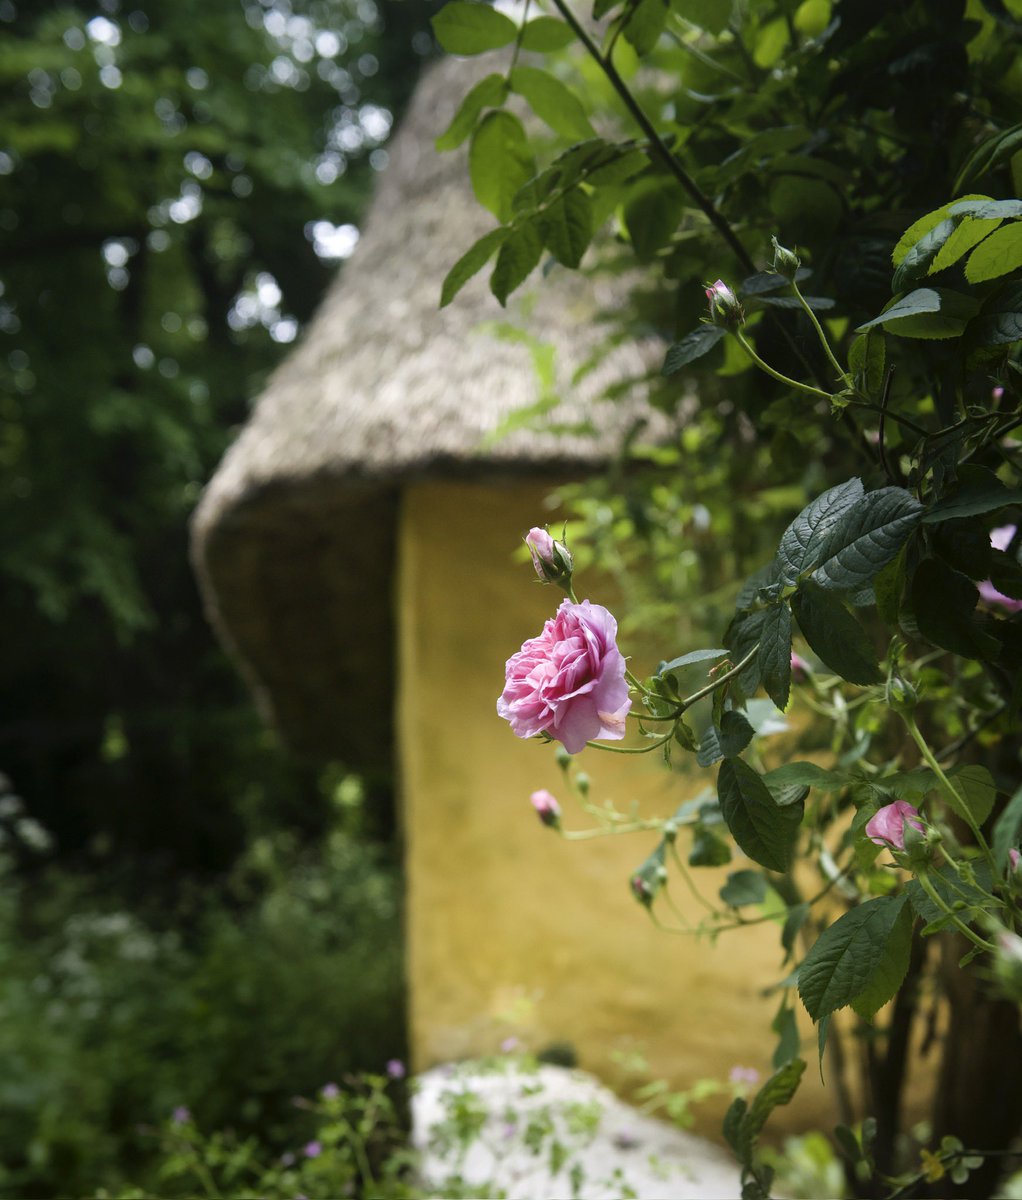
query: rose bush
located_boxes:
[497,599,631,754]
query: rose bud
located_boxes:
[771,236,801,280]
[865,800,924,851]
[530,789,562,829]
[704,279,745,329]
[524,527,574,588]
[790,651,811,684]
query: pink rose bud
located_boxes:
[1009,848,1020,874]
[498,599,631,754]
[865,800,924,851]
[704,279,745,328]
[530,788,561,828]
[993,385,1005,402]
[790,651,810,684]
[525,527,573,587]
[386,1058,406,1080]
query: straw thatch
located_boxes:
[191,55,670,763]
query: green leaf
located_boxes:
[720,868,768,908]
[993,784,1022,872]
[848,332,886,400]
[435,73,509,152]
[469,111,534,222]
[791,582,880,685]
[726,608,766,694]
[891,217,956,293]
[910,556,998,660]
[490,221,543,306]
[675,0,733,34]
[662,324,727,375]
[698,710,755,767]
[745,1059,806,1143]
[905,862,992,926]
[658,647,729,674]
[777,478,865,584]
[519,15,575,50]
[873,546,907,627]
[772,1005,800,1069]
[723,1097,748,1158]
[849,901,913,1021]
[860,288,980,339]
[810,487,923,592]
[535,188,593,268]
[440,227,511,307]
[718,758,803,873]
[954,127,1022,192]
[930,215,1006,274]
[892,195,991,264]
[965,221,1022,283]
[432,1,518,54]
[622,0,669,53]
[689,824,731,867]
[923,464,1022,522]
[856,288,942,331]
[509,66,595,142]
[760,602,792,710]
[971,281,1022,346]
[623,180,681,260]
[763,762,849,792]
[797,896,908,1020]
[947,764,997,827]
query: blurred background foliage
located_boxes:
[0,0,440,1193]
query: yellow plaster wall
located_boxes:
[398,478,836,1136]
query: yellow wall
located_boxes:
[398,477,837,1135]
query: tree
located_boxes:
[0,0,437,879]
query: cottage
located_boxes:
[191,56,834,1135]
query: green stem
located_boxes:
[903,713,995,865]
[735,331,833,400]
[915,868,998,954]
[790,279,849,385]
[669,842,720,918]
[561,818,664,840]
[585,729,675,754]
[678,644,759,712]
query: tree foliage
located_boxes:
[0,0,435,873]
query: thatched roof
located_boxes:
[191,55,670,764]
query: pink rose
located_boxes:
[497,599,631,754]
[865,800,924,851]
[978,525,1022,614]
[530,788,561,827]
